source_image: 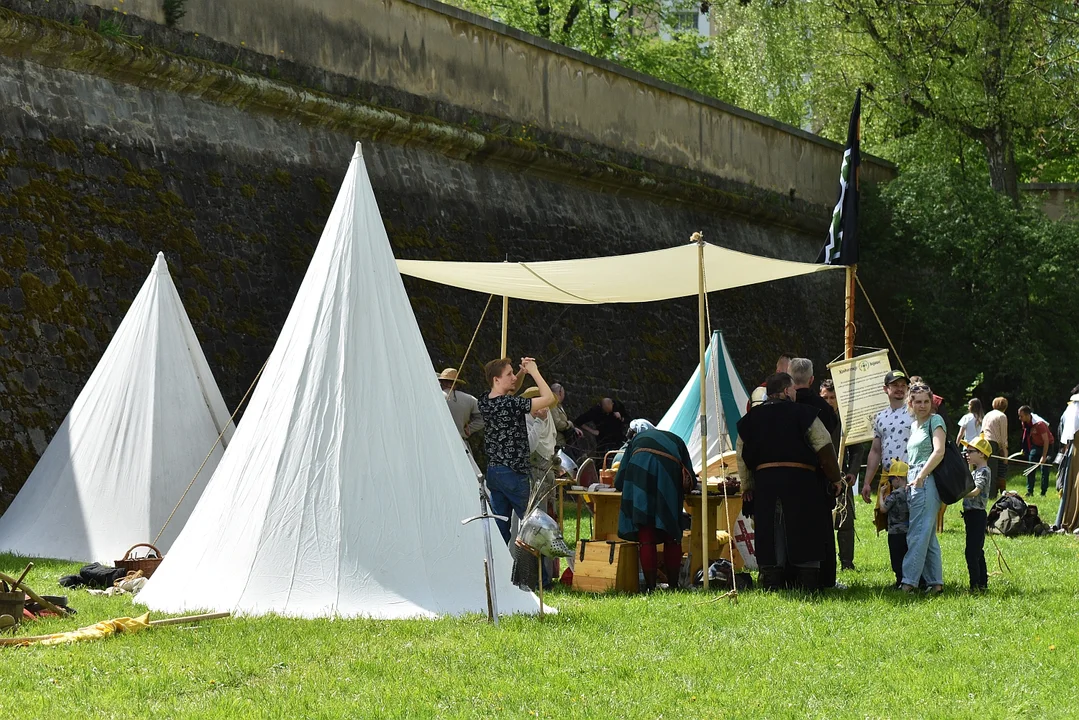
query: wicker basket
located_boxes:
[599,451,619,486]
[116,543,164,578]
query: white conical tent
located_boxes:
[658,330,749,472]
[0,253,234,563]
[138,144,542,619]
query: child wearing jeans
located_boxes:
[882,460,910,588]
[960,435,993,591]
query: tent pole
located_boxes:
[844,265,856,360]
[501,296,509,357]
[836,265,857,523]
[696,232,709,590]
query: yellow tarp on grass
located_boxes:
[8,613,150,647]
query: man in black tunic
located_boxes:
[736,373,842,591]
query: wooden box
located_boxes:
[571,539,640,594]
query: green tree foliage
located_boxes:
[859,164,1079,416]
[825,0,1079,202]
[704,0,1079,200]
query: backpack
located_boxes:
[934,438,975,504]
[988,494,1028,536]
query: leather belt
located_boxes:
[755,462,816,471]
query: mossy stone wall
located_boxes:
[0,8,842,508]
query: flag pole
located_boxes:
[694,231,710,590]
[839,263,856,509]
[845,265,856,360]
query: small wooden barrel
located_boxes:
[116,543,164,578]
[0,591,25,626]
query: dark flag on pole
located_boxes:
[817,89,861,266]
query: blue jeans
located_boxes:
[902,467,943,587]
[486,464,530,544]
[1027,447,1050,495]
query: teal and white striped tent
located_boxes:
[658,330,749,473]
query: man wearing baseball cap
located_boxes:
[861,370,912,504]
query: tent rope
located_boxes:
[518,263,599,304]
[700,240,738,602]
[988,531,1011,575]
[854,274,908,375]
[154,361,267,545]
[448,294,496,395]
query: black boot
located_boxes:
[759,568,785,591]
[796,567,820,593]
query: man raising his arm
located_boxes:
[477,357,556,544]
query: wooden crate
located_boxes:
[571,540,640,594]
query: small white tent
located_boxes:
[0,253,234,563]
[657,330,750,472]
[138,144,542,619]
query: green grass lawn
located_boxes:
[0,473,1076,718]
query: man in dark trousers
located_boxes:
[821,379,865,571]
[736,373,843,591]
[789,358,842,588]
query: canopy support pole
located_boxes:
[501,295,509,357]
[695,232,709,590]
[836,265,858,527]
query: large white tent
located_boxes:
[138,144,543,619]
[658,330,749,472]
[0,253,234,563]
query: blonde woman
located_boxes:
[957,398,984,444]
[901,383,947,594]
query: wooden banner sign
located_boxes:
[827,349,891,445]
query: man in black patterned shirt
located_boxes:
[477,356,556,543]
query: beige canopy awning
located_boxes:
[395,241,838,304]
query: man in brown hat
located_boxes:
[438,368,484,439]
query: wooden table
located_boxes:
[566,489,622,542]
[683,492,744,577]
[565,489,744,576]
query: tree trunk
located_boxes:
[982,126,1020,205]
[561,0,582,37]
[535,0,551,37]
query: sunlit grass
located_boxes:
[0,473,1074,718]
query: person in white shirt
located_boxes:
[861,370,913,503]
[981,397,1009,496]
[956,398,984,444]
[1056,386,1079,528]
[522,386,558,490]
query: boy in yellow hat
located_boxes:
[960,435,993,591]
[881,459,911,588]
